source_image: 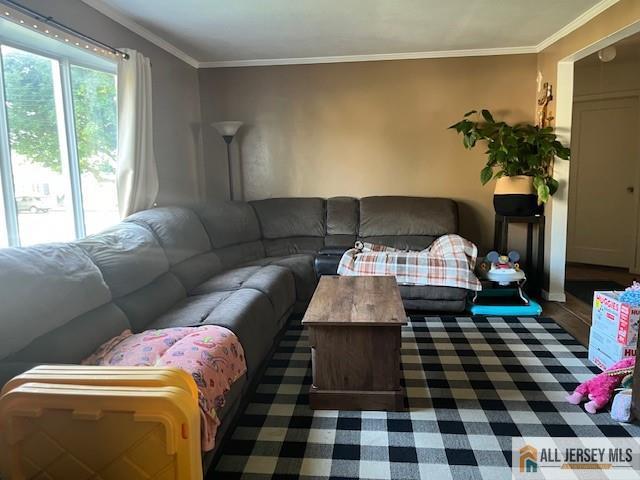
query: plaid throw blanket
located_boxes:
[337,234,482,291]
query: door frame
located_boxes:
[545,20,640,302]
[567,93,640,270]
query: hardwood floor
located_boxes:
[540,263,637,346]
[566,263,637,285]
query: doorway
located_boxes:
[565,33,640,306]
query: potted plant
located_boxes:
[449,109,570,216]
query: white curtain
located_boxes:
[116,49,159,218]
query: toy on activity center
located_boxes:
[480,251,525,285]
[566,356,635,414]
[469,250,542,316]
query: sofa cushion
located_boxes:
[245,254,317,304]
[114,272,187,332]
[359,235,436,251]
[0,243,111,360]
[171,252,223,292]
[76,222,169,298]
[125,207,211,265]
[197,201,262,248]
[326,197,358,235]
[262,237,325,257]
[214,242,265,269]
[148,289,277,379]
[359,196,458,238]
[144,291,234,329]
[191,265,296,321]
[251,198,325,238]
[192,266,263,293]
[324,234,357,248]
[242,266,295,323]
[6,303,130,365]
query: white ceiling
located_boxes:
[82,0,617,68]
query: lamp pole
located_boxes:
[212,121,243,201]
[222,135,234,200]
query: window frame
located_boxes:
[0,32,117,247]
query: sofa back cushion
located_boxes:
[359,196,458,250]
[0,243,112,360]
[196,201,265,268]
[251,198,325,238]
[325,196,358,247]
[6,302,130,364]
[251,198,325,255]
[197,201,262,249]
[76,222,186,331]
[125,207,223,292]
[125,207,211,265]
[76,223,170,298]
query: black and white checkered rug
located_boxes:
[210,316,640,479]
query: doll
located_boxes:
[566,356,635,414]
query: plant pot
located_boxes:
[493,175,542,216]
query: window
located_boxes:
[0,22,117,247]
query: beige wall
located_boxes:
[22,0,204,207]
[199,55,537,250]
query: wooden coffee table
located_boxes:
[302,276,407,411]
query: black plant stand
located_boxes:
[493,214,545,297]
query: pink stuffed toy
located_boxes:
[566,356,635,413]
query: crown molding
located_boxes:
[81,0,199,68]
[535,0,621,52]
[199,46,538,68]
[83,0,619,69]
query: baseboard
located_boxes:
[542,289,566,302]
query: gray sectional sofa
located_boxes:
[0,195,466,464]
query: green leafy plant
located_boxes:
[449,109,570,203]
[3,49,117,180]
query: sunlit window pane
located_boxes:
[71,65,118,235]
[1,45,75,245]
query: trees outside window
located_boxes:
[0,44,117,246]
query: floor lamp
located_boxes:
[212,121,243,201]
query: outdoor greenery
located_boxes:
[3,48,116,179]
[449,109,570,203]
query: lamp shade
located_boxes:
[212,121,243,137]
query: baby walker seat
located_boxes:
[469,251,542,316]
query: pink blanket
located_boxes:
[83,325,246,451]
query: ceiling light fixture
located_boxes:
[598,45,617,62]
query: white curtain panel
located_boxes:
[116,49,159,218]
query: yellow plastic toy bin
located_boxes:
[0,366,203,480]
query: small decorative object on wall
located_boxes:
[212,121,243,201]
[536,82,554,128]
[449,109,570,216]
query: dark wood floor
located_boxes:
[541,263,637,346]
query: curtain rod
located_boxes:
[0,0,129,59]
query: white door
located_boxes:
[568,96,640,269]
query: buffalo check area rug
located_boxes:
[209,316,640,480]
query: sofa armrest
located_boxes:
[314,246,349,277]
